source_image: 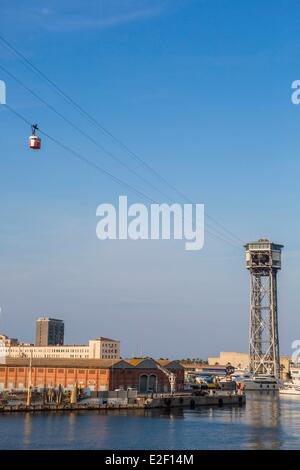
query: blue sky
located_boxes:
[0,0,300,358]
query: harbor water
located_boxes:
[0,392,300,450]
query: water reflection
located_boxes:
[1,394,300,449]
[244,392,281,449]
[22,414,33,448]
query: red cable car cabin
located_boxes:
[29,124,41,150]
[29,135,41,150]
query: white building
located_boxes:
[0,334,19,347]
[0,337,120,361]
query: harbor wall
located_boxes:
[0,393,245,413]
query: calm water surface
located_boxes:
[0,393,300,449]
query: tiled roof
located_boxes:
[3,358,122,369]
[2,357,184,370]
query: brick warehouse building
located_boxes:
[0,358,184,393]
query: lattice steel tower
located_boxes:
[245,239,283,378]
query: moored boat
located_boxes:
[240,374,280,391]
[280,382,300,395]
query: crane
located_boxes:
[156,363,176,394]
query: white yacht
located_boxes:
[230,370,252,382]
[218,369,252,383]
[241,374,280,391]
[280,382,300,395]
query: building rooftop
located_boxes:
[244,239,284,249]
[93,337,119,342]
[3,357,122,369]
[126,358,183,369]
[180,363,207,369]
[8,343,84,348]
[2,357,184,370]
[36,317,64,322]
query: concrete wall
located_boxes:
[147,393,245,408]
[208,352,249,369]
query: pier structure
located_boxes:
[245,239,283,378]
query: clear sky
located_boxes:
[0,0,299,359]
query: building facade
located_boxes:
[0,358,184,393]
[208,352,250,369]
[208,351,290,380]
[35,318,65,346]
[0,335,18,347]
[0,337,120,361]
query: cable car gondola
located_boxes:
[29,124,41,150]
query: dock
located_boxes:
[0,392,245,412]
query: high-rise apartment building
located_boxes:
[35,317,64,346]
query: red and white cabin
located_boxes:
[29,135,41,150]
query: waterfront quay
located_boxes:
[0,391,245,413]
[0,354,247,414]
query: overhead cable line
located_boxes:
[0,35,244,247]
[4,103,240,250]
[0,65,243,250]
[0,63,241,247]
[0,63,176,202]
